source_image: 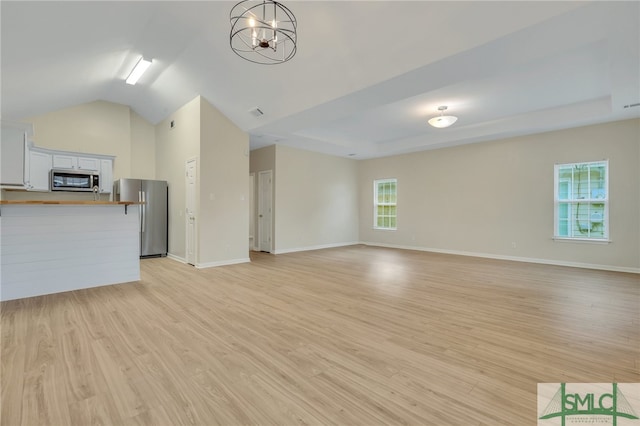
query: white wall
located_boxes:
[271,145,359,254]
[358,118,640,272]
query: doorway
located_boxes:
[185,158,197,265]
[249,172,256,251]
[258,170,273,253]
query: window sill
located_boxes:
[552,237,611,244]
[374,227,397,231]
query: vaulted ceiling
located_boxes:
[2,1,639,158]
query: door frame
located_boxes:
[185,157,197,265]
[257,170,273,253]
[249,172,256,251]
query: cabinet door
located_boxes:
[78,156,100,171]
[52,154,76,169]
[99,159,113,193]
[1,129,25,186]
[28,150,52,191]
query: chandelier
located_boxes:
[230,0,297,65]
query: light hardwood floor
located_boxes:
[2,245,639,425]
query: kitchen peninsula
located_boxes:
[0,200,140,301]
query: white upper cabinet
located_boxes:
[99,159,113,193]
[0,120,32,187]
[2,127,115,192]
[52,154,75,169]
[78,156,100,171]
[1,129,26,187]
[52,154,100,171]
[26,148,52,191]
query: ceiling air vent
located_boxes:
[249,107,264,117]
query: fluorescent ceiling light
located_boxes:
[125,57,152,85]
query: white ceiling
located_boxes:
[2,1,639,159]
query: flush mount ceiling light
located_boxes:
[125,57,152,85]
[428,106,458,128]
[230,0,297,64]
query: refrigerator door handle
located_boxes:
[141,191,146,232]
[138,190,143,232]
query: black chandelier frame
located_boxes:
[230,0,297,65]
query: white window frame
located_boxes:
[373,178,397,230]
[553,160,609,242]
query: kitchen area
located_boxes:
[0,120,168,301]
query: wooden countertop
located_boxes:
[0,200,139,205]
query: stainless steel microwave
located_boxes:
[50,169,100,192]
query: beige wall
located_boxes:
[27,100,132,181]
[249,144,359,254]
[155,97,201,261]
[199,98,250,265]
[155,96,249,266]
[130,110,156,179]
[10,98,638,272]
[358,118,640,271]
[249,145,276,173]
[274,145,359,253]
[3,100,155,202]
[15,97,250,267]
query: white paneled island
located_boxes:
[0,200,140,301]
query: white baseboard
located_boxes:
[274,241,359,255]
[166,253,187,264]
[196,257,251,269]
[360,242,640,274]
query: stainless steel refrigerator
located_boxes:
[114,178,168,258]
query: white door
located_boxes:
[186,159,197,265]
[258,170,273,253]
[249,173,256,250]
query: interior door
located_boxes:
[186,159,197,265]
[249,173,255,250]
[258,170,273,253]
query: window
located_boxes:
[374,178,397,230]
[554,160,608,241]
